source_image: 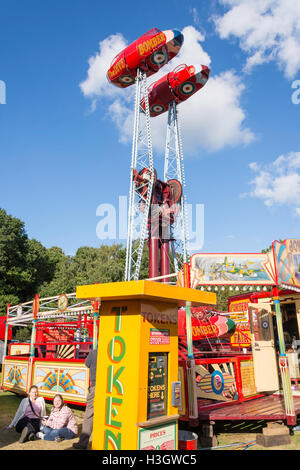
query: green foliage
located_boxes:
[0,294,20,314]
[0,209,57,313]
[13,326,32,342]
[39,244,128,298]
[71,244,126,285]
[39,247,74,297]
[0,208,28,304]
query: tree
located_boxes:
[0,209,57,313]
[71,244,126,286]
[39,244,128,299]
[23,238,55,297]
[0,208,28,302]
[0,209,31,313]
[39,247,74,297]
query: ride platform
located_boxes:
[197,394,300,421]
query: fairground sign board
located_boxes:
[186,239,300,291]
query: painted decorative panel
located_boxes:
[195,362,238,401]
[2,359,29,393]
[33,360,89,403]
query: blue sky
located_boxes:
[0,0,299,257]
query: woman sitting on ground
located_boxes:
[36,394,77,442]
[3,385,46,443]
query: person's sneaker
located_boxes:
[19,426,29,443]
[36,432,45,439]
[72,442,86,450]
[55,436,64,442]
[28,432,35,441]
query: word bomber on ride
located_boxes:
[138,32,165,56]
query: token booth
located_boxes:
[76,280,215,450]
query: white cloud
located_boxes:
[247,152,300,215]
[190,7,201,26]
[80,26,255,154]
[214,0,300,79]
[80,33,128,99]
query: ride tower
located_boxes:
[163,100,188,275]
[106,27,184,282]
[125,68,155,282]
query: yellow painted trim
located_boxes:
[76,280,216,306]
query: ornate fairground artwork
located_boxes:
[273,239,300,289]
[2,361,28,392]
[33,362,89,401]
[178,307,235,340]
[190,253,274,288]
[195,362,238,401]
[229,300,252,348]
[57,293,68,312]
[9,343,31,356]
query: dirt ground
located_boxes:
[1,428,81,450]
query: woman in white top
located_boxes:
[3,385,46,443]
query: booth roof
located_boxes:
[76,280,216,307]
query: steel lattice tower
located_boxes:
[163,101,188,274]
[124,70,155,281]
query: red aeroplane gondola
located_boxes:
[141,64,210,117]
[107,28,184,88]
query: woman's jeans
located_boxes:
[42,425,75,441]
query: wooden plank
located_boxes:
[231,400,284,416]
[238,400,284,416]
[207,407,286,421]
[237,396,282,410]
[198,395,300,421]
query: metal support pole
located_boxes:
[160,240,170,283]
[3,303,10,358]
[93,310,99,350]
[149,237,159,279]
[273,286,296,425]
[185,300,193,359]
[30,295,39,357]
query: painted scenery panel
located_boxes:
[190,253,273,287]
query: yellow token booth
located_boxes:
[76,280,215,450]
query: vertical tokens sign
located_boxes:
[104,306,127,450]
